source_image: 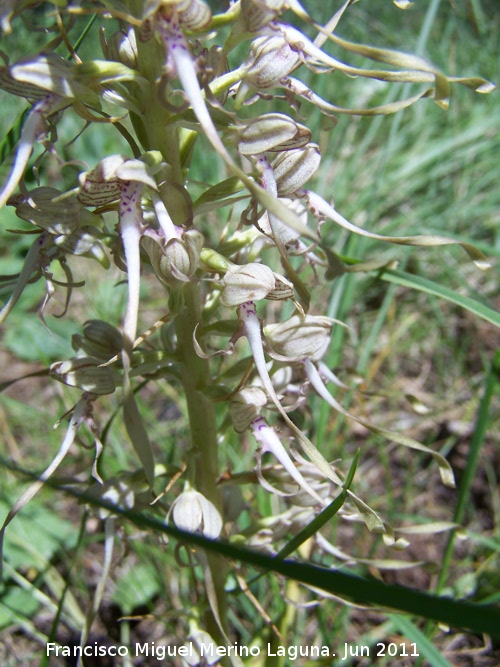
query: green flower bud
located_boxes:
[199,247,234,273]
[264,314,333,362]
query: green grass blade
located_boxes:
[35,477,500,640]
[3,459,500,638]
[275,450,360,561]
[378,268,500,328]
[437,349,500,594]
[388,615,453,667]
[0,109,29,166]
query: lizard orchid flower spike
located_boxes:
[235,302,346,492]
[227,306,388,533]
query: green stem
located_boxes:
[124,1,228,640]
[175,282,228,642]
[175,283,220,501]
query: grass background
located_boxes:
[0,0,499,665]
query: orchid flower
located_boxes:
[77,155,162,484]
[235,300,352,501]
[229,384,326,505]
[77,155,158,358]
[150,2,237,169]
[168,483,223,540]
[260,305,455,487]
[295,188,490,269]
[0,93,61,210]
[0,50,105,209]
[250,416,326,506]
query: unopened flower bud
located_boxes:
[199,247,234,273]
[238,113,311,155]
[240,0,286,32]
[229,387,268,433]
[265,314,333,361]
[101,27,138,69]
[270,144,321,196]
[220,262,275,307]
[143,229,203,288]
[50,357,117,394]
[170,486,223,539]
[72,320,123,360]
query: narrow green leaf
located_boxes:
[388,614,453,667]
[14,472,496,641]
[122,376,155,486]
[275,450,360,562]
[378,268,500,328]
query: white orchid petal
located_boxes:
[120,181,144,356]
[251,417,326,506]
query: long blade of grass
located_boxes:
[0,109,29,166]
[377,268,500,328]
[275,450,360,561]
[436,349,500,594]
[388,614,453,667]
[91,503,500,639]
[5,462,497,640]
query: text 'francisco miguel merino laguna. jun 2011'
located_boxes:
[46,640,420,661]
